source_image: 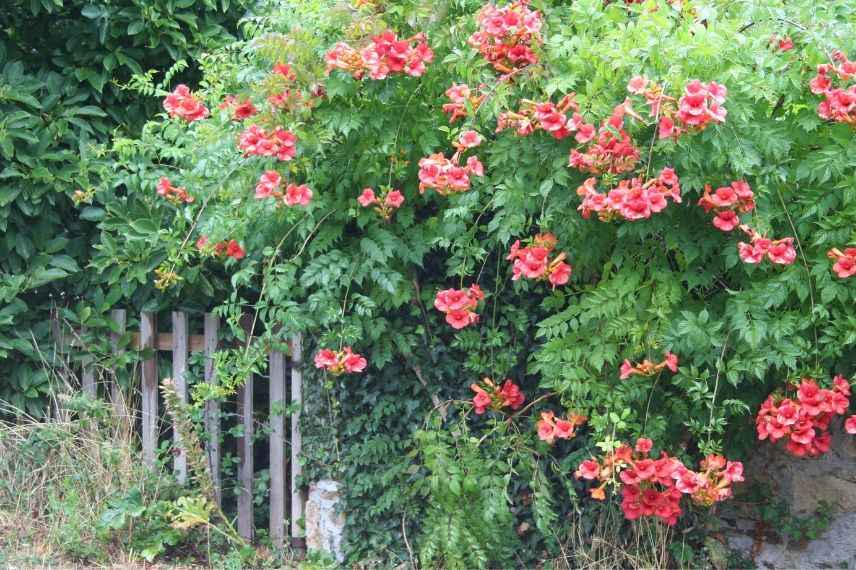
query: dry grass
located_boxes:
[546,504,677,570]
[0,390,174,568]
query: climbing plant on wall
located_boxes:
[87,0,856,565]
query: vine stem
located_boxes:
[167,160,245,276]
[336,253,364,351]
[387,84,424,188]
[476,391,558,447]
[410,363,447,420]
[457,196,497,288]
[644,85,667,180]
[707,332,731,448]
[488,248,501,376]
[401,515,416,569]
[471,65,529,123]
[775,186,820,369]
[243,209,335,355]
[641,371,662,434]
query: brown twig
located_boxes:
[410,364,447,421]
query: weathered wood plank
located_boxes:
[203,313,221,505]
[269,350,287,549]
[81,364,96,398]
[65,330,288,353]
[237,374,254,540]
[171,311,189,485]
[140,312,158,468]
[130,332,206,352]
[79,326,96,397]
[290,333,305,545]
[109,309,128,420]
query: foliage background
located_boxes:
[4,0,856,567]
[0,0,249,413]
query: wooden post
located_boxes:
[172,311,189,484]
[109,309,128,420]
[140,312,158,468]
[81,364,96,397]
[269,350,287,549]
[50,310,64,357]
[203,313,221,505]
[237,373,254,541]
[290,333,305,549]
[80,326,96,397]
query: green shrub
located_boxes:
[69,0,856,564]
[0,0,249,414]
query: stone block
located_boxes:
[305,479,345,563]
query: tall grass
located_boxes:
[2,397,140,562]
[0,342,181,567]
[547,503,677,570]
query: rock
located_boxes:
[728,513,856,570]
[746,418,856,515]
[724,418,856,569]
[305,479,345,563]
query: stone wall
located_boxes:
[723,418,856,569]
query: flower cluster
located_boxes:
[455,129,483,149]
[536,410,586,445]
[254,171,312,206]
[620,352,679,380]
[443,83,486,123]
[325,31,433,80]
[273,62,296,81]
[196,237,245,260]
[238,125,298,161]
[497,94,595,142]
[219,96,258,121]
[357,187,405,221]
[810,50,856,126]
[627,77,727,140]
[770,35,794,52]
[156,177,194,204]
[737,225,796,266]
[697,180,755,231]
[756,376,851,457]
[468,0,543,74]
[576,168,681,222]
[827,247,856,278]
[575,439,743,525]
[163,84,209,123]
[680,454,746,507]
[417,152,484,195]
[266,62,322,113]
[470,377,525,415]
[434,285,484,329]
[506,233,571,288]
[568,104,641,175]
[313,347,368,376]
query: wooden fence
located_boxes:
[58,309,305,551]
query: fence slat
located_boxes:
[269,350,287,549]
[172,311,189,484]
[140,312,158,468]
[237,374,254,540]
[109,309,128,420]
[128,332,207,353]
[81,363,96,397]
[290,333,305,548]
[203,313,221,505]
[79,326,96,397]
